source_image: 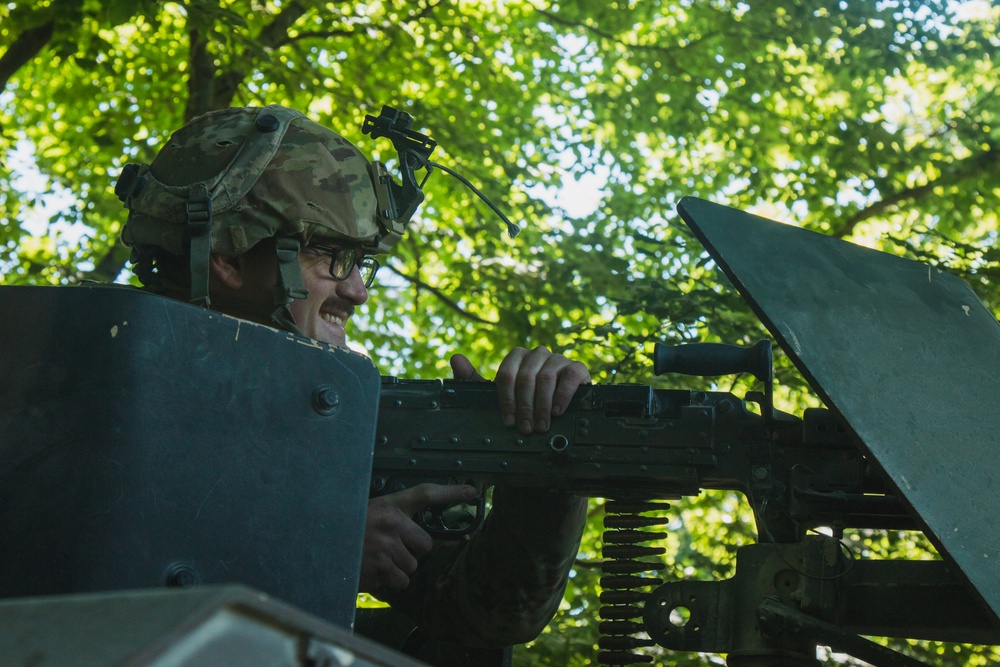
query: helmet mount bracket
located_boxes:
[361,106,437,252]
[361,105,520,250]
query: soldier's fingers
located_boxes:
[529,354,571,432]
[512,346,554,434]
[358,554,411,594]
[494,347,589,433]
[449,353,486,382]
[494,347,529,427]
[387,483,479,517]
[361,497,429,593]
[395,520,433,563]
[550,359,590,417]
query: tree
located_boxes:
[2,1,998,664]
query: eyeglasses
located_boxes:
[303,243,380,288]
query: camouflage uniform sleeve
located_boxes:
[383,486,588,647]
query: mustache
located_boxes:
[320,297,356,319]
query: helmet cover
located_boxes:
[120,105,379,258]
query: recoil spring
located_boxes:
[597,500,670,665]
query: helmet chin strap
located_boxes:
[183,236,310,338]
[273,237,308,304]
[270,237,308,337]
[186,185,214,307]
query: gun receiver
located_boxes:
[373,354,907,542]
[371,341,1000,666]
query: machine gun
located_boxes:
[373,340,911,540]
[371,194,1000,666]
[371,341,1000,666]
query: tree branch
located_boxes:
[187,0,436,112]
[387,264,498,326]
[185,25,219,120]
[836,144,998,238]
[0,21,54,94]
[278,28,359,42]
[256,0,311,48]
[211,0,313,109]
[535,7,722,60]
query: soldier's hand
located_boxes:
[359,483,478,595]
[451,347,590,435]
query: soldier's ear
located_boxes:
[209,253,245,289]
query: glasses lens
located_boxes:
[329,247,358,280]
[359,256,380,288]
[313,245,377,287]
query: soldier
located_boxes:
[116,104,589,662]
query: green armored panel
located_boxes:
[0,286,380,629]
[677,196,1000,621]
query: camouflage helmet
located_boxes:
[117,105,382,312]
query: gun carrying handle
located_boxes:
[653,340,772,382]
[653,340,775,430]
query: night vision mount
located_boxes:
[362,105,519,252]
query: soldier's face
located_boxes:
[289,249,369,346]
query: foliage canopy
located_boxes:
[2,0,998,664]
